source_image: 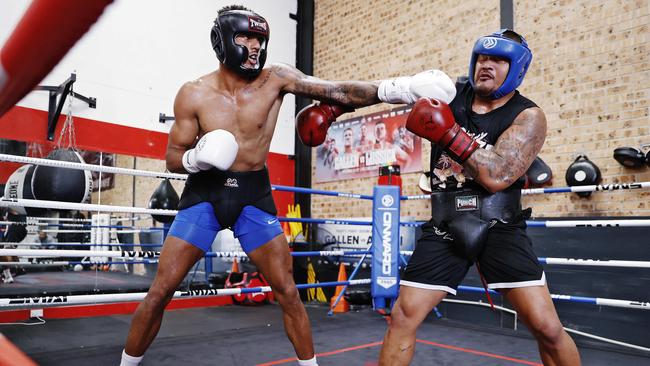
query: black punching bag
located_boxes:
[2,164,47,216]
[31,149,93,203]
[148,179,179,224]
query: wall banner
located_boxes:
[314,105,422,183]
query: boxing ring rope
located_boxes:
[0,222,166,230]
[527,219,650,228]
[0,279,372,309]
[27,217,91,223]
[440,298,650,353]
[0,0,114,117]
[0,154,372,199]
[8,248,650,269]
[4,153,650,199]
[399,218,650,228]
[0,154,187,181]
[272,185,373,200]
[0,260,158,267]
[398,251,650,269]
[0,197,176,216]
[2,242,161,248]
[2,247,648,312]
[0,249,159,259]
[402,181,650,200]
[456,285,650,310]
[23,216,149,223]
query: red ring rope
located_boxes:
[0,0,113,117]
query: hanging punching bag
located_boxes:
[2,164,47,216]
[148,178,179,224]
[31,149,93,203]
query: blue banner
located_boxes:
[371,185,400,310]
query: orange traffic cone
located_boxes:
[330,263,350,313]
[231,257,239,273]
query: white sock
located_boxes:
[297,356,318,366]
[120,349,143,366]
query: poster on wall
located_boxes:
[81,151,116,192]
[314,105,422,183]
[315,217,416,266]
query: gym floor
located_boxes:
[3,304,649,365]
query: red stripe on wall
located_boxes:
[0,106,295,215]
[0,106,168,159]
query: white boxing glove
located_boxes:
[182,129,239,173]
[378,69,456,105]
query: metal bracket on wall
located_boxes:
[159,113,175,123]
[36,73,97,141]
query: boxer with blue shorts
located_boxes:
[168,167,283,254]
[121,5,395,366]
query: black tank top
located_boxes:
[429,81,538,191]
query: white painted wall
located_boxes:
[0,0,297,155]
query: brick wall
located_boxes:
[311,0,650,220]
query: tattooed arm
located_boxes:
[463,107,547,193]
[272,63,380,107]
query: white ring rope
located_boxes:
[443,299,650,352]
[0,249,159,259]
[4,248,649,270]
[21,216,164,223]
[0,153,187,181]
[563,328,650,353]
[399,251,650,269]
[0,279,372,308]
[0,198,177,216]
[522,182,650,195]
[0,242,88,247]
[403,182,650,200]
[532,219,650,228]
[27,217,91,223]
[3,153,650,198]
[540,258,650,268]
[37,229,157,235]
[5,197,650,229]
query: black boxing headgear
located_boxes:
[211,10,269,77]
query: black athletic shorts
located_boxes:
[401,218,545,295]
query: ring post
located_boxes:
[371,185,400,312]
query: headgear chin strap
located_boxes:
[469,29,532,99]
[211,10,270,77]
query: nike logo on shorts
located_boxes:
[267,218,278,225]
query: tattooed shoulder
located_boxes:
[513,107,547,131]
[270,63,303,80]
[255,69,273,90]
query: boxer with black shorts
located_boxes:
[379,30,581,366]
[120,5,460,366]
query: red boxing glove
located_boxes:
[406,98,479,163]
[296,103,354,147]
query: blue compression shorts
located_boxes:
[168,202,283,254]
